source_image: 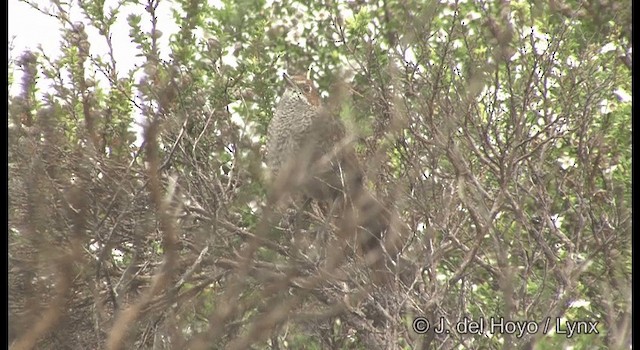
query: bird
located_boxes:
[266,73,364,202]
[266,72,406,281]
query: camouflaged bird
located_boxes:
[266,73,363,201]
[266,73,407,282]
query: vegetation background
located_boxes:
[8,0,631,349]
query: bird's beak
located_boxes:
[283,73,296,88]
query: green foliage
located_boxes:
[8,0,630,348]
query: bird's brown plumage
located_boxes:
[266,73,407,283]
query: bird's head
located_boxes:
[281,73,320,107]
